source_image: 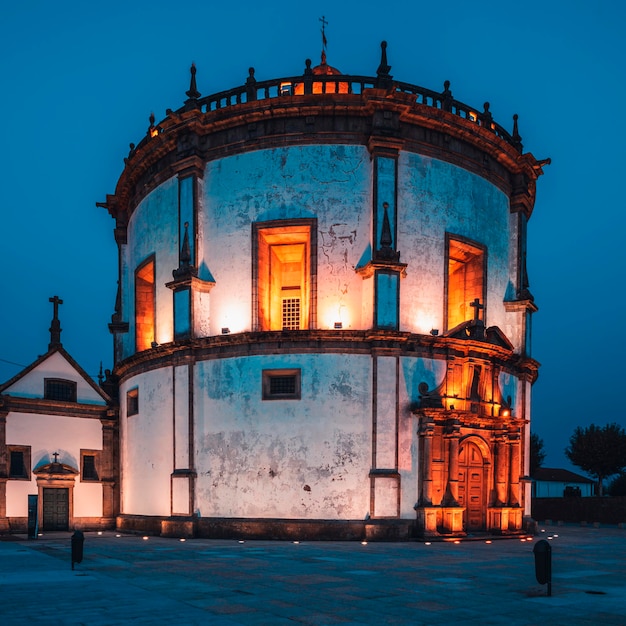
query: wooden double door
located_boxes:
[43,488,69,531]
[457,441,486,530]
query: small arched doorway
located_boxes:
[458,440,487,530]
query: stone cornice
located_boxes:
[0,395,109,420]
[113,329,538,384]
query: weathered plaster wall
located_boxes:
[122,177,178,359]
[4,353,106,405]
[6,412,103,517]
[398,152,515,344]
[194,353,372,519]
[200,145,372,334]
[120,369,174,516]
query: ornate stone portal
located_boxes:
[414,319,528,536]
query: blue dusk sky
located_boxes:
[1,1,624,472]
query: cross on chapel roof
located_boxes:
[48,295,63,349]
[470,298,484,322]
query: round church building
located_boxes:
[101,42,547,539]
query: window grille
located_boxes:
[9,451,27,478]
[44,378,77,402]
[262,369,301,400]
[270,375,297,396]
[282,297,301,330]
[82,454,99,481]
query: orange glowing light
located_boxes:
[257,224,312,331]
[135,258,155,351]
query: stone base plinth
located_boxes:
[488,507,523,533]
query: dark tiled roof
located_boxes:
[533,467,594,483]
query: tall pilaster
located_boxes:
[166,173,214,341]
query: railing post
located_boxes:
[442,80,453,112]
[246,67,257,102]
[303,59,313,95]
[480,102,494,131]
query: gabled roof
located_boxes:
[0,345,110,404]
[533,467,594,484]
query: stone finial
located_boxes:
[98,362,104,386]
[180,221,192,266]
[172,222,197,280]
[304,59,313,76]
[147,112,158,137]
[480,102,493,130]
[375,202,400,262]
[376,41,393,88]
[48,295,63,349]
[246,67,257,102]
[442,80,453,112]
[186,63,201,99]
[512,114,523,152]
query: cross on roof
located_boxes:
[50,295,63,318]
[52,451,59,463]
[319,15,328,53]
[470,298,484,322]
[48,295,64,349]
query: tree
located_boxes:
[608,473,626,497]
[530,432,546,476]
[565,423,626,496]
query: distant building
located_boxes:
[532,468,595,498]
[2,40,548,539]
[0,298,117,533]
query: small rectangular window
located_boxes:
[127,387,139,416]
[44,378,77,402]
[8,446,31,480]
[263,369,301,400]
[81,450,100,481]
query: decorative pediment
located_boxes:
[416,355,514,418]
[34,462,79,477]
[445,320,514,350]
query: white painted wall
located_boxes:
[121,145,521,351]
[4,352,106,405]
[201,145,372,334]
[194,353,372,519]
[397,152,516,347]
[6,411,103,517]
[120,368,174,516]
[122,177,178,359]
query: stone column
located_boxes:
[100,411,119,522]
[418,415,435,506]
[508,430,521,507]
[443,418,461,505]
[494,432,508,506]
